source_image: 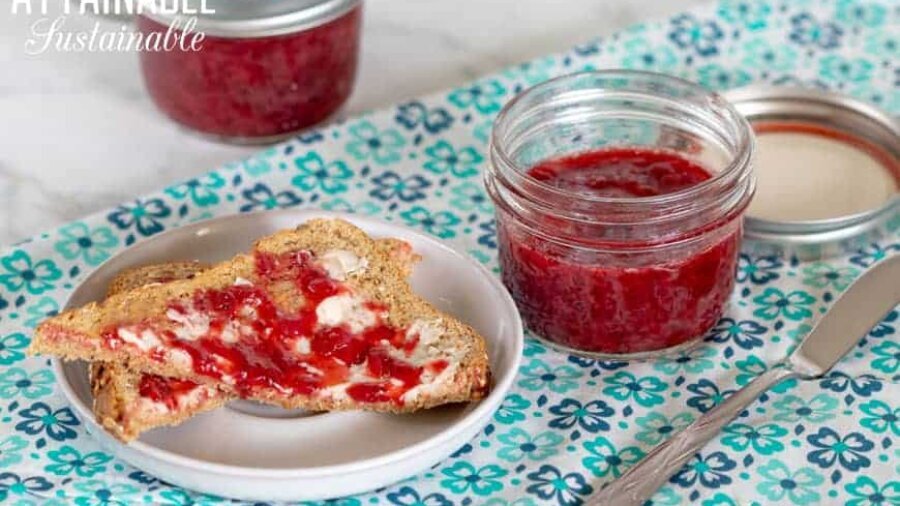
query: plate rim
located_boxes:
[52,209,523,478]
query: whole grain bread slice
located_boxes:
[34,219,491,413]
[93,239,422,441]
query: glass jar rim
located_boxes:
[141,0,360,38]
[489,70,755,209]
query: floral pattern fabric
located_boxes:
[0,0,897,504]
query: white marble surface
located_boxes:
[0,0,707,246]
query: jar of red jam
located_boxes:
[137,0,361,143]
[486,71,755,358]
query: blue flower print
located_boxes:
[566,355,627,372]
[735,356,796,393]
[582,436,644,479]
[395,101,454,135]
[670,451,736,489]
[864,31,900,61]
[634,412,694,446]
[0,473,53,502]
[497,428,563,462]
[320,198,382,216]
[345,120,406,165]
[859,399,899,436]
[772,393,838,423]
[15,402,80,441]
[0,435,28,468]
[524,340,547,357]
[292,152,354,194]
[548,398,614,433]
[478,219,497,249]
[45,446,112,478]
[844,475,900,506]
[602,371,667,407]
[686,379,734,413]
[836,0,887,28]
[619,38,678,71]
[706,318,767,350]
[503,56,556,87]
[423,140,484,178]
[165,173,226,207]
[448,181,492,213]
[819,55,874,84]
[447,79,507,115]
[850,244,898,268]
[0,250,62,295]
[736,254,782,284]
[72,479,139,506]
[24,297,60,329]
[0,333,31,365]
[370,171,431,202]
[483,499,536,506]
[0,368,54,399]
[756,460,823,505]
[741,38,797,73]
[870,310,897,338]
[53,222,119,267]
[440,461,507,496]
[870,341,899,375]
[399,206,461,239]
[107,198,171,238]
[526,465,593,506]
[716,0,771,31]
[648,486,681,506]
[386,486,451,506]
[696,64,752,90]
[238,183,302,212]
[653,346,716,375]
[789,13,843,50]
[668,14,724,57]
[157,488,224,505]
[752,288,815,321]
[801,262,860,291]
[807,427,874,471]
[721,422,787,455]
[518,359,581,394]
[495,393,531,424]
[701,493,736,506]
[820,371,883,397]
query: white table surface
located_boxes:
[0,0,707,246]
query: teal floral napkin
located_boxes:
[0,0,897,504]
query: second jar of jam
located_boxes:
[485,71,756,358]
[138,0,361,143]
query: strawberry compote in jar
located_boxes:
[485,71,756,358]
[138,0,361,143]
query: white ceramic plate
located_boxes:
[53,210,523,501]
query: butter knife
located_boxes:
[589,254,900,506]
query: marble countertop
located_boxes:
[0,0,707,246]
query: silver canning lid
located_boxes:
[143,0,360,38]
[724,86,899,258]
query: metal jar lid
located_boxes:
[143,0,360,38]
[723,86,899,259]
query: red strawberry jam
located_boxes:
[107,250,446,406]
[138,375,202,411]
[137,4,361,141]
[498,148,740,355]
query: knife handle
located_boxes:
[587,365,799,506]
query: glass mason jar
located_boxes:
[485,71,755,358]
[137,0,361,143]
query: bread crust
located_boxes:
[36,219,491,416]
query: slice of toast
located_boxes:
[34,219,491,413]
[93,240,421,442]
[93,261,226,442]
